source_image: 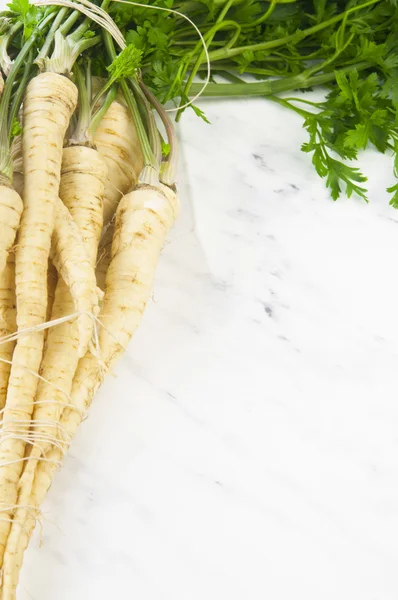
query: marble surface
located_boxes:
[20,97,398,600]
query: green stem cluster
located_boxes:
[40,28,100,75]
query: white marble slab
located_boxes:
[19,97,398,600]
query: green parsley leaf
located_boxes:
[388,183,398,208]
[190,104,211,124]
[10,117,22,139]
[107,44,143,82]
[7,0,37,39]
[161,141,170,157]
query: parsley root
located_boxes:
[0,185,22,278]
[0,72,77,568]
[0,254,16,413]
[0,183,179,593]
[95,100,143,224]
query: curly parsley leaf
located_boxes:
[7,0,37,39]
[107,44,143,82]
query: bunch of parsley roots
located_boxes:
[0,0,396,597]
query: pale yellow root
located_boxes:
[37,148,105,446]
[0,182,23,278]
[12,139,57,337]
[11,139,97,344]
[95,223,114,292]
[2,185,178,593]
[94,101,143,225]
[59,147,105,264]
[10,174,23,200]
[0,146,105,598]
[50,197,101,357]
[45,261,57,326]
[0,72,77,573]
[70,183,178,436]
[10,137,23,198]
[0,254,16,413]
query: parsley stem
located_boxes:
[176,20,241,120]
[219,72,314,120]
[69,18,91,43]
[268,95,311,119]
[130,78,162,166]
[59,9,81,35]
[91,78,113,110]
[89,85,117,141]
[8,51,33,145]
[189,62,373,97]
[139,80,178,186]
[175,0,241,120]
[242,0,276,30]
[173,0,237,106]
[69,61,92,146]
[37,7,68,62]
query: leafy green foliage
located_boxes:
[83,29,96,40]
[387,141,398,207]
[105,0,398,202]
[151,60,176,94]
[301,112,368,201]
[10,117,22,139]
[190,103,211,124]
[107,44,143,82]
[7,0,37,39]
[4,0,396,204]
[290,61,398,200]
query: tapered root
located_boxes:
[0,254,16,413]
[0,184,23,278]
[0,72,77,570]
[95,101,143,224]
[0,145,106,595]
[51,198,101,357]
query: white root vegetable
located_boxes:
[50,197,101,356]
[45,260,57,327]
[0,254,16,413]
[12,136,95,324]
[3,184,178,590]
[0,181,23,279]
[0,72,77,569]
[59,147,105,264]
[94,100,143,224]
[11,138,99,345]
[0,145,106,598]
[12,100,142,285]
[69,183,178,436]
[96,223,114,292]
[33,147,105,441]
